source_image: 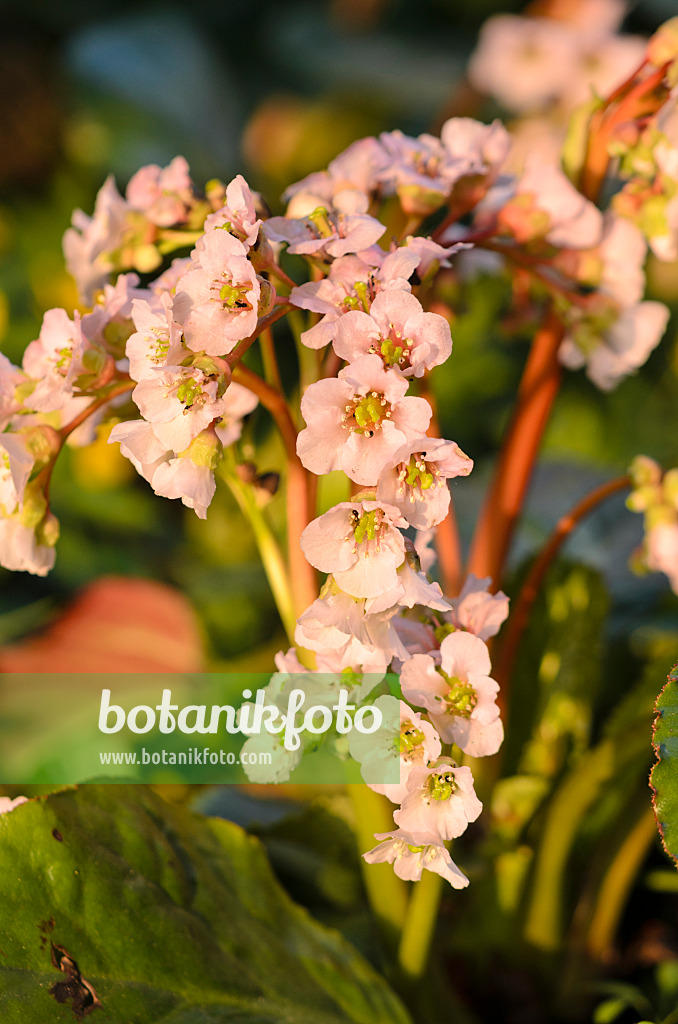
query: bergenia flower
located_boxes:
[204,174,262,247]
[376,437,473,530]
[349,697,442,803]
[126,155,194,227]
[22,310,92,413]
[400,631,503,756]
[300,499,407,599]
[394,761,482,839]
[294,590,407,667]
[131,361,230,453]
[333,290,452,378]
[173,230,263,355]
[63,176,130,303]
[364,829,469,887]
[0,796,29,814]
[296,354,431,485]
[446,574,510,641]
[265,189,385,259]
[125,295,184,382]
[290,249,419,350]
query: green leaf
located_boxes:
[652,662,678,867]
[0,785,411,1024]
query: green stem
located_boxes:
[221,454,296,643]
[349,786,408,945]
[397,868,443,979]
[584,806,656,960]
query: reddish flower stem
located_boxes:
[579,61,670,202]
[467,308,564,584]
[59,378,135,441]
[231,363,317,615]
[420,383,463,595]
[495,474,631,697]
[226,304,291,367]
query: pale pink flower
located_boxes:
[265,189,385,259]
[364,829,469,887]
[173,230,262,354]
[504,161,603,249]
[297,355,431,485]
[108,419,171,485]
[150,258,192,300]
[22,309,91,412]
[0,354,27,429]
[125,295,184,382]
[291,249,419,350]
[151,427,222,518]
[333,290,452,378]
[0,438,57,576]
[376,438,473,530]
[468,15,578,113]
[377,130,471,215]
[393,617,437,659]
[646,521,678,593]
[447,574,509,641]
[365,546,452,616]
[284,137,389,210]
[300,499,407,599]
[63,176,129,303]
[204,174,262,247]
[598,213,647,306]
[0,795,28,814]
[401,236,469,279]
[0,515,57,576]
[440,118,511,192]
[559,301,670,390]
[81,273,148,352]
[400,632,503,757]
[414,529,437,575]
[0,433,33,510]
[126,156,193,227]
[394,761,482,839]
[350,698,442,803]
[294,590,407,668]
[132,359,230,453]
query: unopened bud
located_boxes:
[647,17,678,67]
[257,278,276,317]
[663,468,678,508]
[185,428,223,471]
[37,511,60,548]
[21,424,60,467]
[629,454,662,488]
[133,244,163,274]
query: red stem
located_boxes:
[420,383,463,595]
[226,305,291,367]
[59,378,135,441]
[579,62,670,201]
[467,308,564,585]
[496,474,630,696]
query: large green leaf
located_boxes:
[652,662,678,867]
[0,785,411,1024]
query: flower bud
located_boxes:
[21,425,60,468]
[647,17,678,68]
[257,278,276,317]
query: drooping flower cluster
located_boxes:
[2,9,677,891]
